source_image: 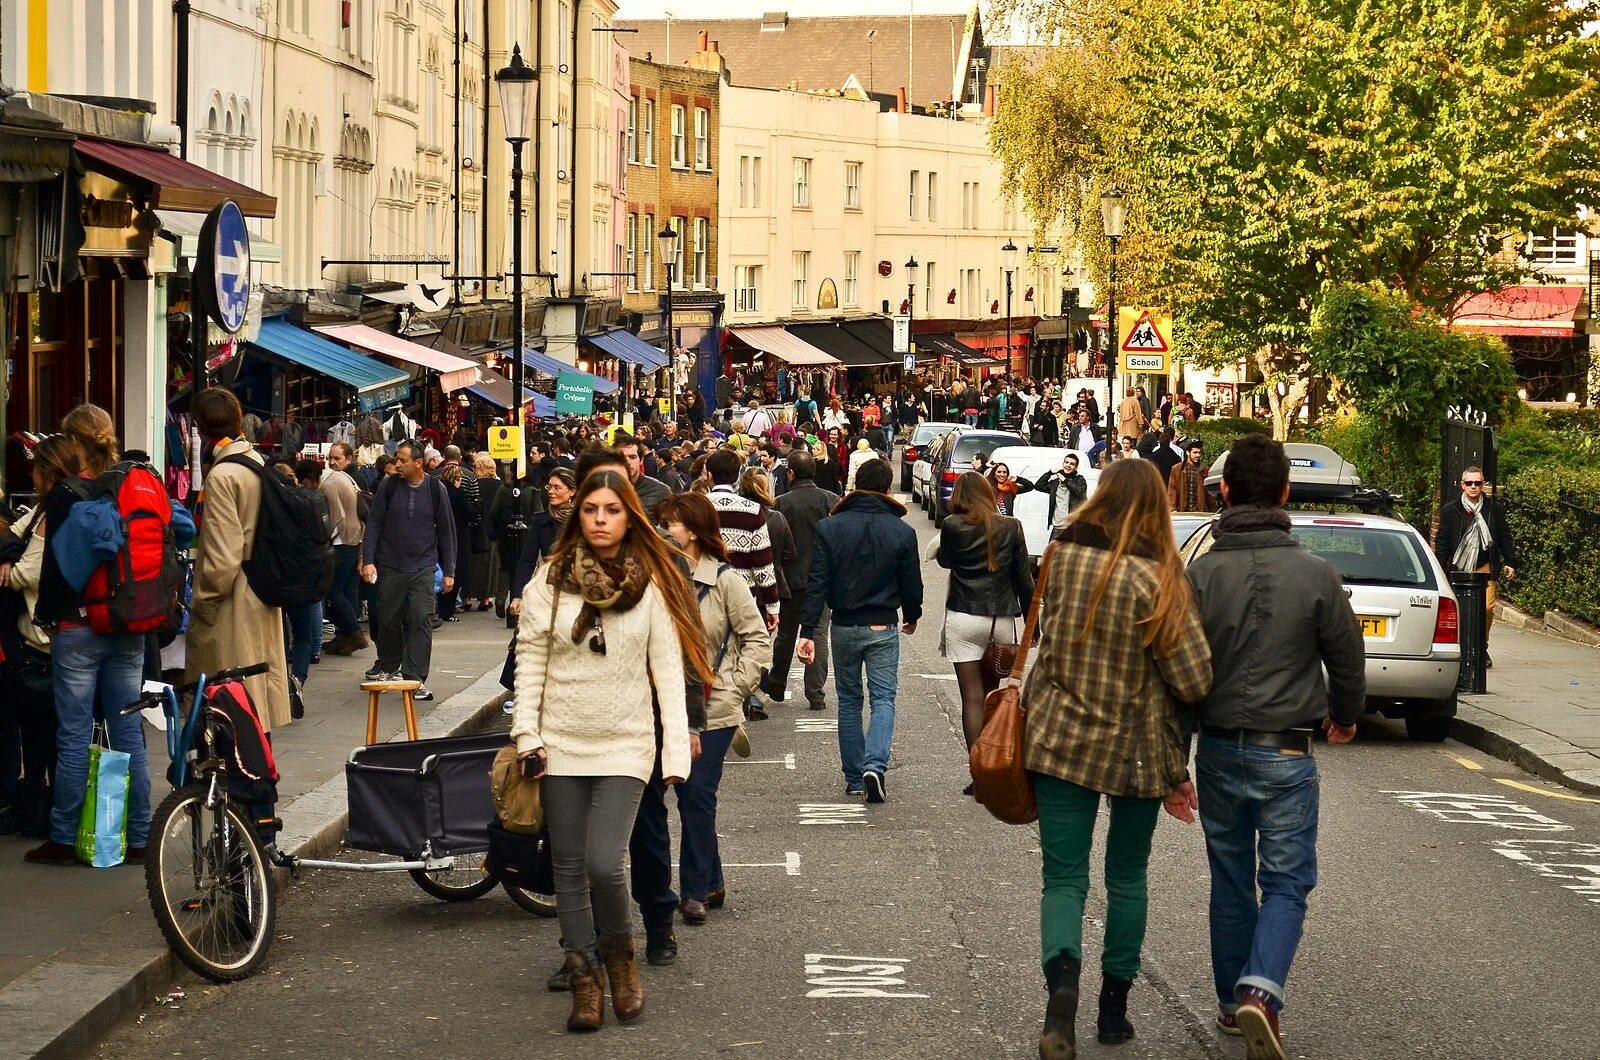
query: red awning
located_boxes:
[75,138,277,218]
[1451,285,1584,338]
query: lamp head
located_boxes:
[905,255,920,282]
[1099,186,1125,241]
[496,44,538,144]
[1001,239,1019,274]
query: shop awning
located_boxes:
[919,332,995,366]
[468,370,558,418]
[158,210,282,264]
[1451,285,1584,338]
[75,138,277,218]
[730,326,839,366]
[247,318,412,411]
[787,322,897,367]
[313,322,482,392]
[839,318,900,361]
[582,328,669,371]
[507,347,618,395]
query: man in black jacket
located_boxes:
[1033,452,1089,540]
[766,451,838,710]
[797,459,923,803]
[1182,435,1365,1059]
[1434,465,1518,650]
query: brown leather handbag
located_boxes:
[969,543,1056,825]
[979,616,1020,693]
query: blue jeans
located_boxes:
[677,726,735,901]
[1195,733,1320,1012]
[49,627,151,848]
[831,624,900,787]
[286,602,321,686]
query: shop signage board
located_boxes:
[893,315,910,353]
[555,373,595,415]
[488,425,522,460]
[902,353,916,372]
[1117,307,1172,373]
[358,379,412,412]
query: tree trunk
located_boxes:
[1254,346,1311,441]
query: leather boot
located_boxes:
[1040,953,1080,1060]
[1096,973,1136,1044]
[598,933,645,1021]
[563,951,604,1033]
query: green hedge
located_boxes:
[1183,416,1270,460]
[1502,464,1600,626]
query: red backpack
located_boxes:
[68,462,183,636]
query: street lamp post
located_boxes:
[905,254,919,373]
[1001,239,1018,378]
[658,224,680,423]
[1099,187,1125,445]
[497,44,537,546]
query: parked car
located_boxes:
[1171,513,1213,550]
[1183,444,1460,741]
[988,445,1101,560]
[928,428,1025,527]
[905,421,960,496]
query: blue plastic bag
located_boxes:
[75,744,131,868]
[434,564,444,594]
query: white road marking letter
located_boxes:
[799,803,868,825]
[803,955,929,999]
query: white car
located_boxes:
[907,421,961,500]
[988,446,1101,561]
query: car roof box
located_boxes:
[1206,442,1365,504]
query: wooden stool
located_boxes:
[360,679,422,744]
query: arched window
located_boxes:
[206,105,221,174]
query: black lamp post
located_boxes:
[905,254,919,372]
[1001,238,1018,377]
[1099,187,1125,444]
[658,223,679,422]
[497,44,537,544]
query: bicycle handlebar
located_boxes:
[120,662,273,715]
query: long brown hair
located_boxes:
[33,435,79,494]
[548,468,713,682]
[60,403,119,475]
[655,491,729,563]
[1068,459,1194,655]
[948,471,1002,571]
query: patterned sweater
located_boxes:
[708,485,780,617]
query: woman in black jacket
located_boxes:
[936,472,1035,779]
[811,438,844,495]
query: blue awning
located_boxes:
[468,371,557,418]
[506,347,619,395]
[582,328,669,371]
[248,318,412,411]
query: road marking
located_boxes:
[1449,754,1484,771]
[724,852,803,876]
[727,754,798,770]
[1384,790,1572,832]
[1493,778,1600,804]
[798,803,867,825]
[1490,839,1600,903]
[796,718,838,733]
[914,673,959,682]
[804,954,928,998]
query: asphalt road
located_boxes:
[95,483,1600,1060]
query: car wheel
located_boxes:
[901,466,913,493]
[1404,700,1453,742]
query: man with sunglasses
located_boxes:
[1435,466,1519,665]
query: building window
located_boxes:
[671,215,686,287]
[734,265,759,313]
[626,214,638,291]
[627,97,637,163]
[693,217,709,288]
[962,182,979,230]
[752,156,763,208]
[844,161,861,211]
[909,170,921,221]
[924,261,936,314]
[793,157,811,208]
[739,155,750,208]
[843,252,859,307]
[643,212,655,290]
[671,104,687,168]
[792,252,810,308]
[642,100,656,165]
[694,107,709,170]
[927,171,938,223]
[1529,227,1579,265]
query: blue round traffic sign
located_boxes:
[196,200,252,334]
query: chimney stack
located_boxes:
[697,30,708,50]
[897,86,908,114]
[984,84,996,117]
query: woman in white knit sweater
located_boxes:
[513,468,712,1034]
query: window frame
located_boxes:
[843,251,859,307]
[793,157,811,209]
[844,160,861,211]
[693,217,709,289]
[670,104,687,169]
[792,250,810,308]
[693,106,710,170]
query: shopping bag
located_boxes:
[76,742,131,867]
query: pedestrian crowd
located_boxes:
[2,381,1379,1060]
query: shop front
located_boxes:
[724,325,839,404]
[1451,285,1590,402]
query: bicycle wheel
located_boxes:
[409,852,498,901]
[502,880,559,918]
[145,783,276,982]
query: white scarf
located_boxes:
[1451,496,1494,572]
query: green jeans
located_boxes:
[1035,773,1161,980]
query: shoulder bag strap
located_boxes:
[1007,541,1059,684]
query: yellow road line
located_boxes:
[1493,778,1600,804]
[1450,754,1483,771]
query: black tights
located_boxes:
[954,660,992,750]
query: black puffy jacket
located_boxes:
[798,492,922,635]
[936,514,1035,617]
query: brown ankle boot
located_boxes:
[598,933,645,1021]
[564,951,605,1032]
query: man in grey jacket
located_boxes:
[765,451,838,710]
[1181,434,1365,1060]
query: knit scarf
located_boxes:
[547,540,650,643]
[1217,503,1292,535]
[548,501,574,526]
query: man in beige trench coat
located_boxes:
[184,388,293,732]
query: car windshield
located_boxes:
[952,434,1020,464]
[1290,524,1437,590]
[913,425,953,446]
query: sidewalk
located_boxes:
[1454,624,1600,793]
[0,611,513,1060]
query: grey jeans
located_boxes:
[543,774,646,955]
[373,566,435,681]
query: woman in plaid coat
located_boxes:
[1023,459,1213,1060]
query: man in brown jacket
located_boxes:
[185,388,293,732]
[1167,441,1214,513]
[321,441,369,655]
[1116,386,1146,443]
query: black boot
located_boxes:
[1097,973,1136,1044]
[1040,953,1081,1060]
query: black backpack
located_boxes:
[221,455,334,609]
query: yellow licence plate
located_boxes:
[1358,616,1388,638]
